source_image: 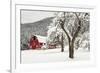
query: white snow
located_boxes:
[21,35,90,64]
[36,35,46,43]
[21,47,90,64]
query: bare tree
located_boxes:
[58,12,88,58]
[47,12,89,58]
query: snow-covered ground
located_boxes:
[21,47,90,64]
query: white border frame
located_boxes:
[11,1,96,73]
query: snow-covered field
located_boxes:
[21,47,90,64]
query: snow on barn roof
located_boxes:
[36,35,46,43]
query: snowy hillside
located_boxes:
[21,17,53,36]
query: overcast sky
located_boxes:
[21,10,55,24]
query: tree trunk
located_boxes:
[61,33,64,52]
[69,41,74,58]
[61,27,74,58]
